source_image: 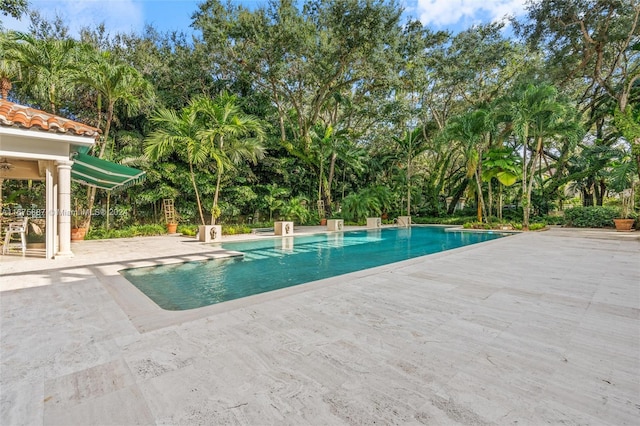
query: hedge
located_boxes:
[563,206,619,228]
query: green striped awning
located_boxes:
[71,153,145,191]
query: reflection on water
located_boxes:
[275,236,294,252]
[366,229,382,241]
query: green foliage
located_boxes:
[177,224,198,236]
[412,216,476,225]
[2,2,636,235]
[533,215,565,226]
[463,222,492,229]
[564,206,620,228]
[342,189,381,222]
[86,224,166,239]
[528,222,546,231]
[262,184,290,221]
[280,196,311,224]
[223,224,252,235]
[0,0,27,19]
[501,207,524,221]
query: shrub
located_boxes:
[342,190,380,222]
[280,196,311,223]
[86,224,166,239]
[534,215,565,226]
[501,207,523,221]
[178,224,198,236]
[462,222,492,229]
[528,222,546,231]
[413,216,476,225]
[564,206,619,228]
[223,224,252,235]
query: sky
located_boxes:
[1,0,529,37]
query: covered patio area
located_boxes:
[0,100,143,259]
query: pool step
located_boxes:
[240,239,373,262]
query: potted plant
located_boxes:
[71,199,87,241]
[166,221,178,234]
[613,190,636,231]
[609,154,637,231]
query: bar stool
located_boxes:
[3,216,28,255]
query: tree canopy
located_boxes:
[2,0,638,228]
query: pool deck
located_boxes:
[1,226,639,425]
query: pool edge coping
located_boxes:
[94,231,520,333]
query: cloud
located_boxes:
[2,0,145,36]
[414,0,528,28]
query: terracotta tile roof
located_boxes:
[0,99,100,138]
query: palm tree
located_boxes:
[507,84,581,228]
[193,93,266,225]
[280,196,311,223]
[0,56,19,99]
[445,109,494,222]
[342,189,381,223]
[393,127,428,216]
[78,52,153,159]
[146,103,211,225]
[309,123,361,218]
[482,147,521,220]
[3,31,80,113]
[75,52,154,229]
[263,184,290,221]
[0,32,21,99]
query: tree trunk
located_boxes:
[212,170,222,225]
[582,187,594,206]
[521,131,529,229]
[211,138,224,225]
[83,103,115,230]
[497,183,503,221]
[0,78,11,99]
[327,152,337,209]
[525,136,543,230]
[595,178,606,206]
[487,179,493,219]
[190,162,206,225]
[407,149,412,216]
[474,169,487,223]
[447,178,469,215]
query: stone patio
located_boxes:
[1,227,639,425]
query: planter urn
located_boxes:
[71,227,87,241]
[613,218,635,232]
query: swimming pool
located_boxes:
[121,226,506,311]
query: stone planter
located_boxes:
[327,219,344,231]
[366,217,382,229]
[613,218,635,232]
[71,227,87,241]
[397,216,411,227]
[274,221,294,236]
[198,225,222,242]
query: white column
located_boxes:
[55,160,74,258]
[45,163,55,259]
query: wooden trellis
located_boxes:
[317,199,325,218]
[163,199,176,224]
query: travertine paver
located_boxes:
[1,227,639,425]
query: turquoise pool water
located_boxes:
[121,227,505,310]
